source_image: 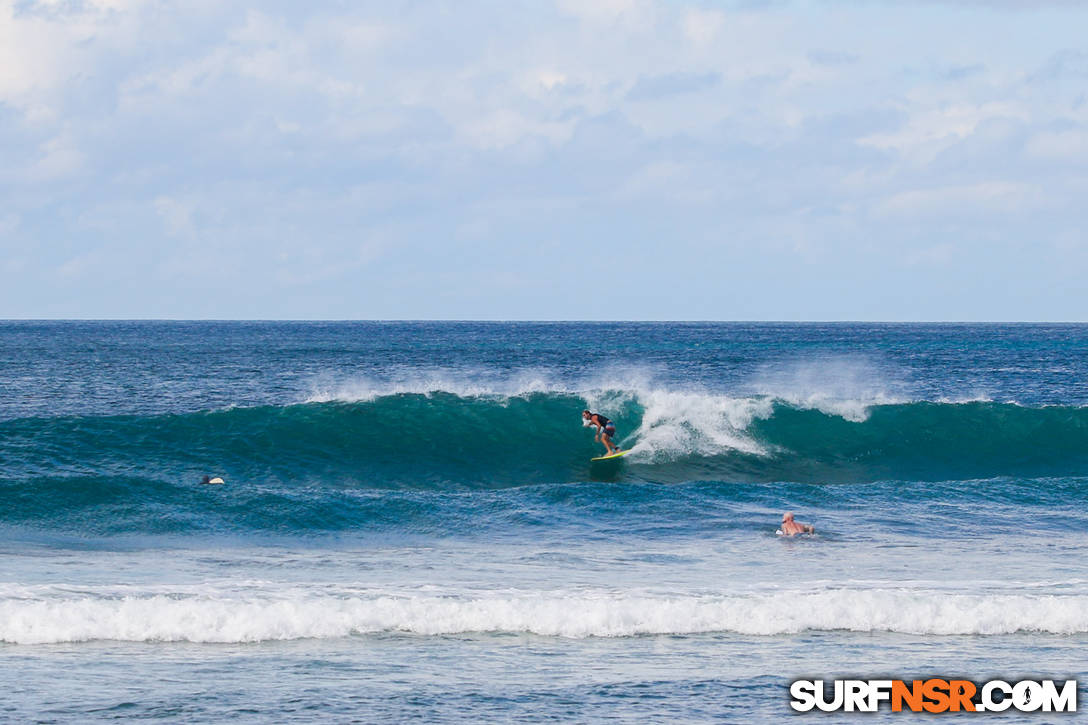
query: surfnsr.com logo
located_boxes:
[790,679,1077,713]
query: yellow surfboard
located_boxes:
[591,450,630,462]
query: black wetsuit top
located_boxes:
[593,414,612,428]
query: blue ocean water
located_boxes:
[2,321,1087,722]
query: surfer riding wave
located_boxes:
[583,410,621,457]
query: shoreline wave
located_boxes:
[2,586,1086,643]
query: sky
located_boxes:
[1,0,1086,320]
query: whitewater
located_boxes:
[2,321,1087,722]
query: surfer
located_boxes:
[779,511,814,536]
[582,410,621,457]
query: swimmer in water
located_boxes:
[779,511,814,536]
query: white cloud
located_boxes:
[0,0,148,120]
[555,0,645,26]
[56,248,105,280]
[2,0,1088,318]
[0,3,68,107]
[612,160,715,204]
[460,108,572,150]
[28,133,85,181]
[531,70,568,92]
[154,196,195,239]
[1025,128,1088,160]
[874,181,1043,218]
[682,8,725,49]
[858,102,1028,162]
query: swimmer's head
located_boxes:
[782,511,794,523]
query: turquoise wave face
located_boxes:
[744,400,1088,482]
[1,392,601,490]
[5,391,1088,492]
[4,388,1088,536]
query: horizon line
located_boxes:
[3,318,1088,324]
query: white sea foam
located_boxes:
[619,389,773,459]
[746,356,906,422]
[1,586,1086,644]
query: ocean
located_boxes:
[1,321,1086,722]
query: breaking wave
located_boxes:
[2,584,1085,643]
[5,386,1088,490]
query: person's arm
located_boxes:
[804,524,814,534]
